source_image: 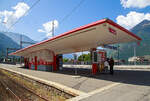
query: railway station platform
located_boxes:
[0,64,150,101]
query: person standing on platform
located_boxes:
[104,58,109,72]
[109,57,114,75]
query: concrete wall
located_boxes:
[31,64,35,70]
[30,64,53,71]
[24,49,54,63]
[37,65,53,71]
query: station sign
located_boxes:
[103,45,117,50]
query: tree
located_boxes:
[78,53,91,62]
[63,58,69,63]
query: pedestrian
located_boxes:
[104,58,109,72]
[109,57,114,75]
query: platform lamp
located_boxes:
[134,44,136,65]
[118,44,120,65]
[20,34,23,65]
[73,53,78,75]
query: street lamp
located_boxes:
[73,53,77,75]
[134,45,136,65]
[118,44,120,65]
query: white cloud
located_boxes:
[38,20,59,37]
[116,11,150,29]
[12,2,30,18]
[37,29,45,33]
[121,0,150,8]
[0,2,30,28]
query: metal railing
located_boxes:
[63,61,150,65]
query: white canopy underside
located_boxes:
[10,19,141,56]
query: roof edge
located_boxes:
[106,19,142,41]
[9,18,142,56]
[9,19,107,55]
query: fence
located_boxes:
[64,61,150,65]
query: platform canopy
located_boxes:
[10,19,141,56]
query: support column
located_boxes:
[24,58,28,68]
[53,55,57,71]
[92,63,97,75]
[24,58,26,67]
[26,58,29,69]
[91,48,98,75]
[29,63,31,69]
[34,56,37,70]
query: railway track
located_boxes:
[0,80,21,101]
[0,70,49,101]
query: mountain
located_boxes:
[42,37,49,41]
[0,32,20,57]
[0,32,37,57]
[107,20,150,60]
[3,32,37,47]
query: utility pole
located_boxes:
[73,53,77,75]
[52,21,55,37]
[134,45,136,65]
[20,34,22,64]
[20,34,22,49]
[6,48,19,62]
[118,44,120,65]
[19,34,36,65]
[6,48,8,61]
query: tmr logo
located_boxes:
[108,27,117,35]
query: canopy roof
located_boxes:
[10,19,141,56]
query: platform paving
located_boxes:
[0,64,150,101]
[64,64,150,69]
[80,83,150,101]
[0,64,113,93]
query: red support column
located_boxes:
[29,63,31,69]
[53,55,57,71]
[27,58,29,68]
[24,58,27,67]
[34,56,37,70]
[92,48,98,75]
[92,63,97,75]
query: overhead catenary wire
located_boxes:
[3,0,40,62]
[59,0,85,25]
[4,0,25,23]
[38,0,85,38]
[6,0,85,31]
[2,0,26,32]
[5,0,85,39]
[7,0,41,31]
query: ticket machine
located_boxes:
[98,50,107,72]
[91,49,107,74]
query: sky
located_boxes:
[0,0,150,41]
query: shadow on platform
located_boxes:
[55,67,150,87]
[18,66,150,87]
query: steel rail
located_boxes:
[5,75,49,101]
[0,80,22,101]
